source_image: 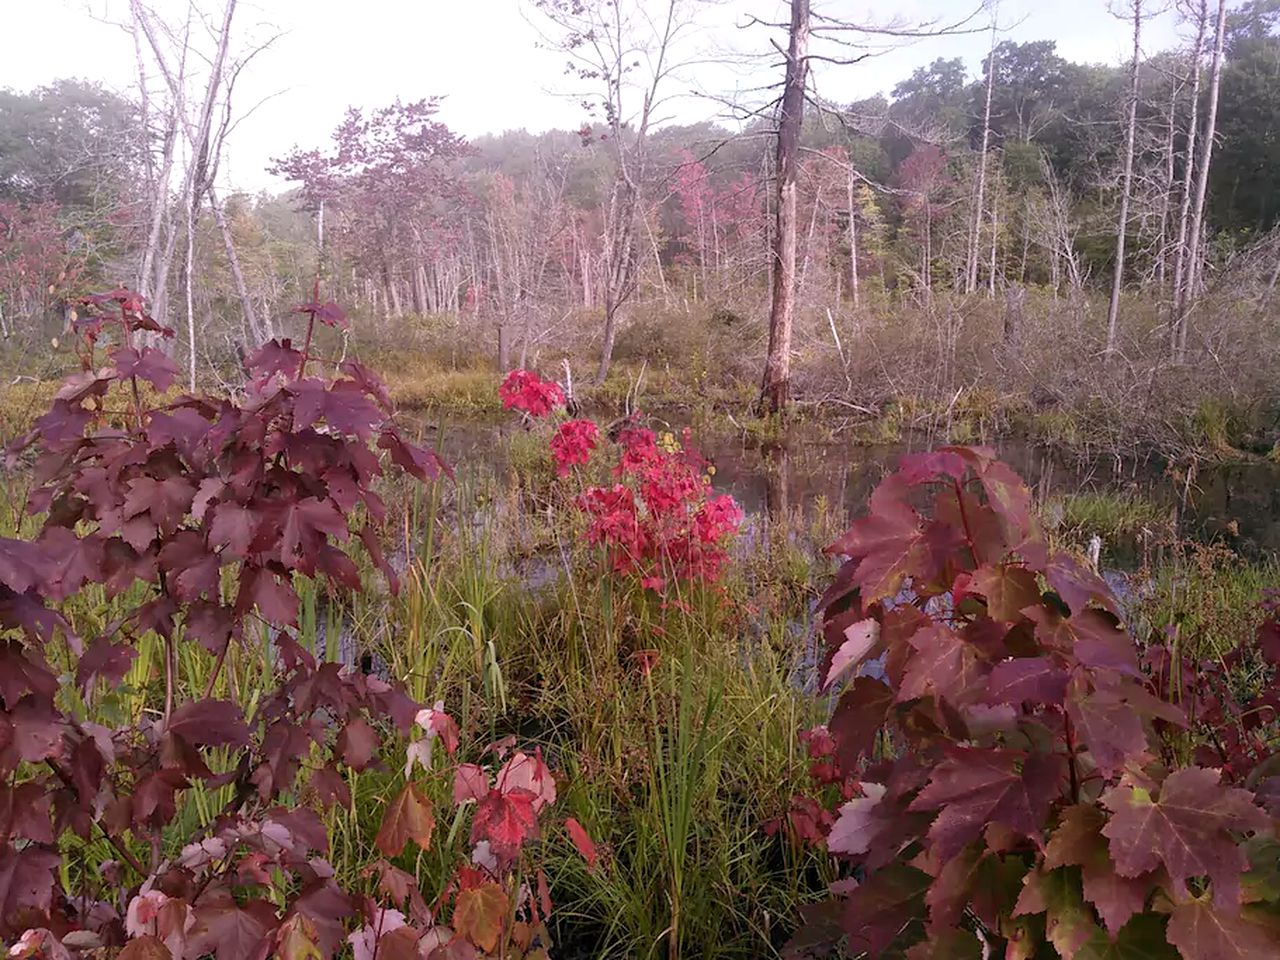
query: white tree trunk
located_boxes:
[1175,0,1227,359]
[967,16,998,294]
[1106,0,1143,356]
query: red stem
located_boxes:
[952,479,981,568]
[297,276,321,380]
[1064,710,1080,803]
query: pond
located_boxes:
[428,419,1280,563]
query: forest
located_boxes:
[2,0,1280,957]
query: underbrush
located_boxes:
[4,287,1279,958]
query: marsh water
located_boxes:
[430,420,1280,564]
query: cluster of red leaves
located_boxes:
[549,419,598,476]
[496,373,742,591]
[0,287,461,957]
[575,427,742,588]
[1145,590,1280,793]
[786,446,1280,960]
[498,369,564,419]
[0,201,84,308]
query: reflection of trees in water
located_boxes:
[763,442,790,522]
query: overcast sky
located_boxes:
[3,0,1186,193]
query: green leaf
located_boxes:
[1016,867,1099,958]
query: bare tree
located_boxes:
[760,0,810,414]
[1170,0,1208,324]
[1105,0,1144,356]
[531,0,701,382]
[1174,0,1227,359]
[967,14,998,295]
[129,0,275,383]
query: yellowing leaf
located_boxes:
[375,783,435,857]
[454,882,508,952]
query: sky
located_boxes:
[2,0,1188,193]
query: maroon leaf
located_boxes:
[0,783,53,844]
[378,430,447,482]
[245,339,303,378]
[829,677,894,771]
[964,563,1040,622]
[897,624,987,706]
[909,748,1063,861]
[337,717,378,770]
[0,641,57,703]
[340,360,393,412]
[191,893,278,960]
[375,783,435,857]
[471,787,538,863]
[984,656,1069,706]
[209,502,257,558]
[159,531,221,601]
[826,476,927,602]
[114,345,179,391]
[165,699,250,749]
[10,696,64,763]
[1166,896,1280,960]
[280,497,348,567]
[33,401,91,444]
[1045,804,1153,935]
[1045,552,1120,616]
[1067,685,1153,777]
[76,637,138,694]
[0,845,61,934]
[1101,767,1270,908]
[841,864,931,956]
[235,567,299,625]
[295,300,347,328]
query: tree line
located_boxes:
[1,0,1279,410]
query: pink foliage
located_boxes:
[550,419,599,475]
[498,369,564,418]
[577,427,742,587]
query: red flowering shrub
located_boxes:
[550,418,599,475]
[498,384,742,590]
[498,369,564,418]
[576,427,742,587]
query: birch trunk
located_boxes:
[967,17,998,294]
[1105,0,1143,356]
[847,173,860,309]
[1175,0,1227,360]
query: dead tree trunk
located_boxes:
[1175,0,1227,360]
[208,186,267,344]
[1106,0,1143,356]
[1172,0,1208,331]
[596,177,639,382]
[967,16,998,295]
[847,172,860,309]
[760,0,809,415]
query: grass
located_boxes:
[37,448,1273,954]
[7,367,1279,955]
[1129,542,1280,664]
[1043,489,1173,543]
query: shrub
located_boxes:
[498,369,743,592]
[790,445,1280,959]
[0,290,592,957]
